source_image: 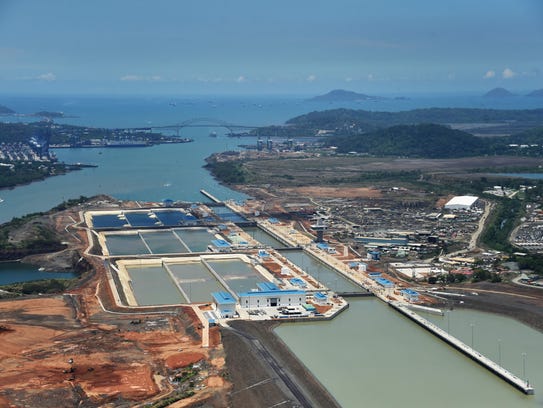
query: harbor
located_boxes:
[241,205,536,395]
[84,197,537,395]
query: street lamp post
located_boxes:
[498,339,502,366]
[522,352,527,382]
[470,323,475,348]
[446,311,450,334]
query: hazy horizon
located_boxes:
[1,0,542,96]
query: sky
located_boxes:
[0,0,542,95]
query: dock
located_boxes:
[200,189,222,203]
[391,301,534,395]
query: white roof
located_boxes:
[445,195,478,207]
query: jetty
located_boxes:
[392,301,534,395]
[200,189,222,203]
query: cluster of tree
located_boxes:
[286,107,543,130]
[205,160,247,184]
[480,197,522,252]
[0,278,72,295]
[327,124,488,158]
[513,253,543,275]
[0,162,68,189]
[429,269,501,284]
[248,107,543,154]
[0,212,65,260]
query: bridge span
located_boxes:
[121,118,260,137]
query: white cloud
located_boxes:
[502,68,516,79]
[447,72,456,80]
[306,74,317,82]
[367,73,374,81]
[36,72,56,81]
[236,75,246,83]
[483,70,495,79]
[120,74,163,81]
[120,74,144,81]
[345,77,353,82]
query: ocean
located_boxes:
[1,93,542,223]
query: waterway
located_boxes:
[276,298,543,408]
[280,250,364,293]
[499,173,543,180]
[2,94,543,405]
[0,262,76,285]
[243,226,287,248]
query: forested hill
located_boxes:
[326,124,488,158]
[286,107,543,132]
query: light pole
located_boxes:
[470,323,475,348]
[446,311,451,334]
[497,339,502,366]
[522,352,527,382]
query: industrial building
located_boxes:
[238,282,306,308]
[444,195,479,210]
[212,292,237,318]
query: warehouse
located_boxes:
[444,195,479,210]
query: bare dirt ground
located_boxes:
[0,199,230,408]
[243,155,543,187]
[283,186,382,199]
[437,282,543,332]
[222,320,340,408]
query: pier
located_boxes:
[391,301,534,395]
[200,189,222,203]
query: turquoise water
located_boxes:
[126,265,186,305]
[280,250,363,293]
[104,234,150,256]
[173,228,215,252]
[243,226,287,248]
[140,231,189,254]
[206,259,263,293]
[103,228,216,256]
[168,262,227,303]
[0,262,76,285]
[276,299,543,408]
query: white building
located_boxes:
[238,282,305,309]
[212,292,236,318]
[444,195,479,210]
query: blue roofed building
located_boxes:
[313,291,328,305]
[212,291,236,318]
[375,277,394,288]
[400,289,420,302]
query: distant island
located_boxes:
[484,87,515,98]
[0,105,70,118]
[527,89,543,97]
[308,89,385,102]
[32,111,66,118]
[0,104,15,114]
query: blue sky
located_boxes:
[1,0,542,95]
